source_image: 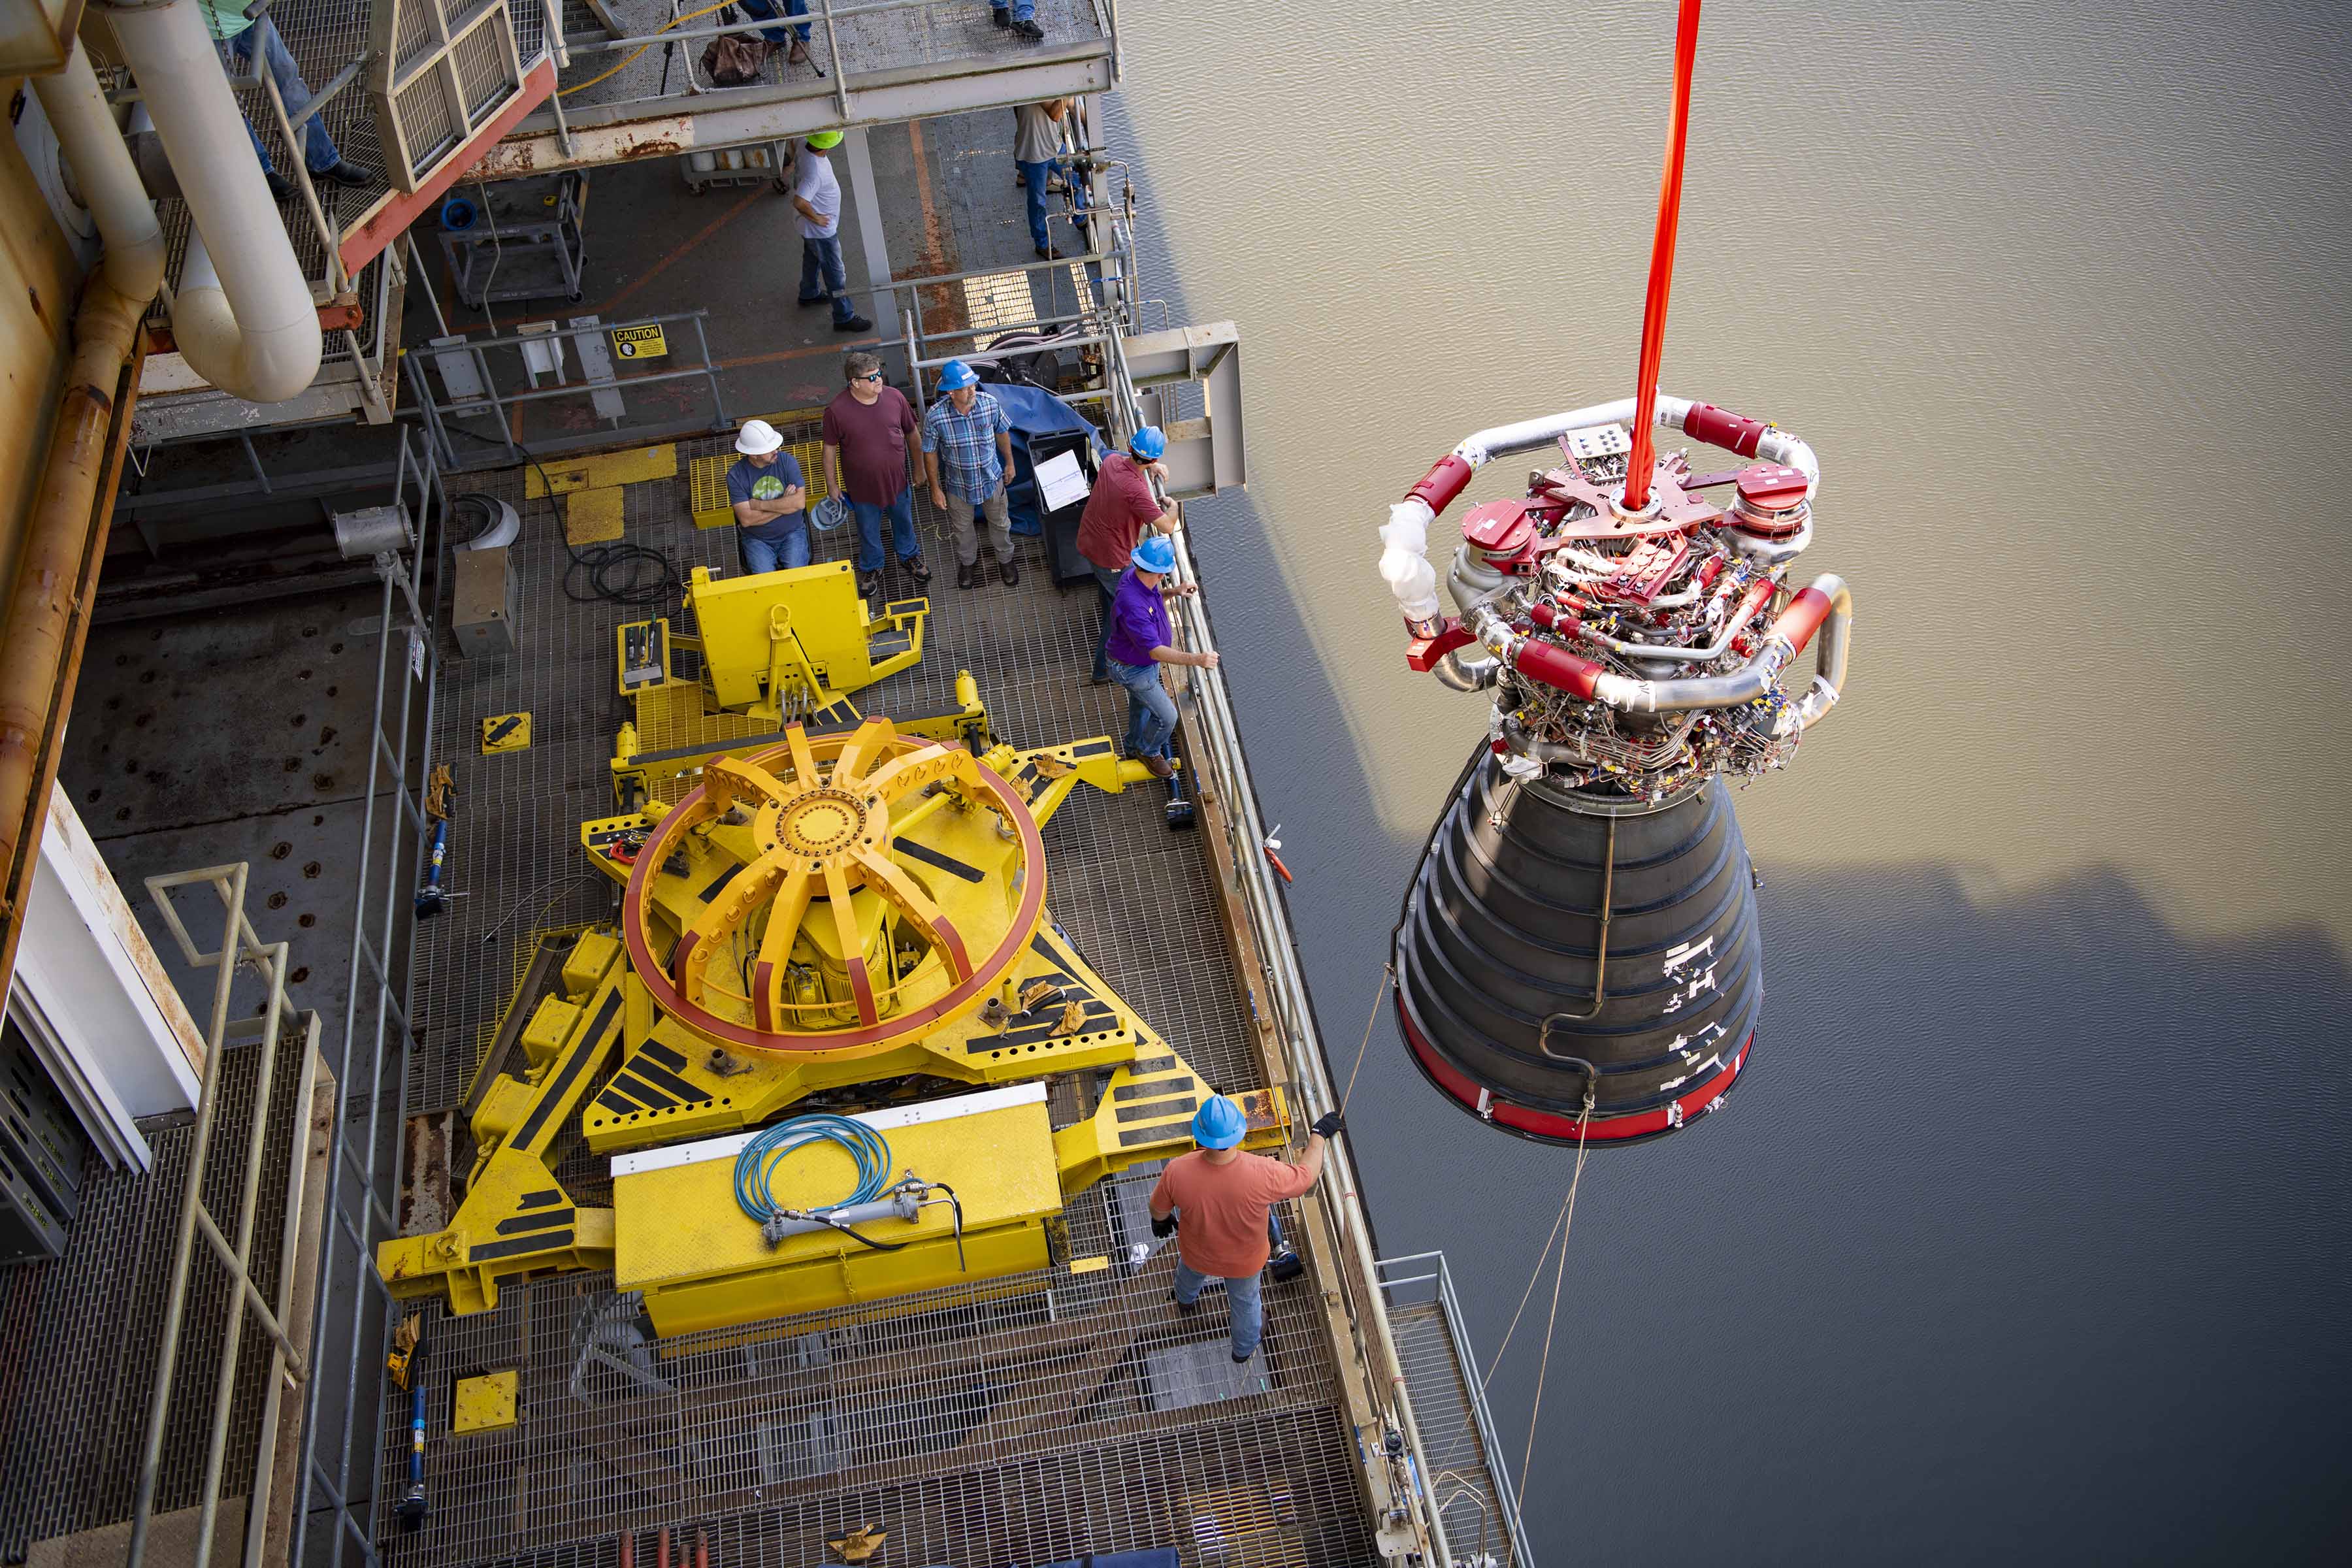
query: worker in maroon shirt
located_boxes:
[1149,1095,1344,1363]
[821,350,930,602]
[1075,425,1177,683]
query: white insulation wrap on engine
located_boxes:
[1380,499,1443,626]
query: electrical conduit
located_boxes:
[1,46,168,977]
[103,0,321,404]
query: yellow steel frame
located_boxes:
[376,700,1288,1324]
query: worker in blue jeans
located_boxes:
[727,419,812,574]
[203,1,370,201]
[736,0,811,65]
[1012,97,1071,259]
[1149,1096,1342,1363]
[1100,534,1212,778]
[791,132,873,335]
[991,2,1045,42]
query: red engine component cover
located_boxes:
[1730,461,1811,537]
[1682,401,1769,457]
[1593,535,1690,605]
[1462,498,1535,561]
[1406,620,1476,672]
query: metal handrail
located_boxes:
[1376,1250,1537,1563]
[283,429,446,1568]
[405,310,733,472]
[126,863,318,1568]
[1076,320,1460,1564]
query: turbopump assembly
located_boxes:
[1382,396,1854,1146]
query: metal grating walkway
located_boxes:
[0,1028,324,1560]
[391,427,1371,1564]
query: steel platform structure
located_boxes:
[11,48,1534,1565]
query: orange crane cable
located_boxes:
[1621,0,1705,512]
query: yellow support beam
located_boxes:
[376,934,630,1314]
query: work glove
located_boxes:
[1150,1212,1177,1238]
[1310,1110,1345,1140]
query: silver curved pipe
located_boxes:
[1590,574,1850,715]
[1791,576,1852,729]
[1432,647,1499,693]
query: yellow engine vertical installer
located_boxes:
[380,692,1288,1334]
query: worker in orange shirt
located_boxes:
[1149,1095,1344,1363]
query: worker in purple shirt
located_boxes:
[1077,424,1178,683]
[1101,534,1217,779]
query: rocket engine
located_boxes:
[1382,401,1853,1145]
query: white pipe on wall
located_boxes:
[27,44,167,302]
[102,0,321,404]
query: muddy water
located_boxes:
[1105,1,2352,1559]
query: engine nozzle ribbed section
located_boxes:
[1392,751,1763,1146]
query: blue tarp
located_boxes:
[959,378,1107,536]
[1034,1552,1182,1568]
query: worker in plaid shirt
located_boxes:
[920,359,1021,589]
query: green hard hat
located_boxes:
[805,131,843,150]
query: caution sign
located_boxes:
[612,323,668,360]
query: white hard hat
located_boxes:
[736,418,784,456]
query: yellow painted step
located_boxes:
[525,443,677,497]
[564,487,625,544]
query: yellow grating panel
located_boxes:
[1179,1484,1309,1568]
[525,443,677,497]
[960,270,1037,332]
[689,443,832,531]
[957,265,1096,335]
[563,487,624,544]
[626,683,776,804]
[688,455,732,530]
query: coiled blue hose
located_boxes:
[732,1113,895,1226]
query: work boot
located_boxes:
[904,553,932,586]
[1035,244,1060,261]
[1169,1290,1199,1316]
[992,6,1012,25]
[1013,17,1044,41]
[1142,755,1174,780]
[956,561,980,590]
[265,171,295,203]
[318,160,374,187]
[834,314,874,333]
[857,570,881,600]
[1268,1250,1305,1284]
[797,292,829,308]
[787,39,808,65]
[1014,169,1027,188]
[998,557,1020,587]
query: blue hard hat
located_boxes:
[1130,425,1167,461]
[936,359,979,391]
[1132,534,1176,574]
[1190,1094,1247,1149]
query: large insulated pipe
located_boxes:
[1,48,168,982]
[103,0,321,404]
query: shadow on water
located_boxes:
[1094,67,2352,1563]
